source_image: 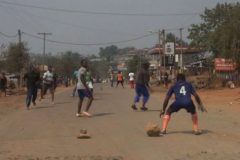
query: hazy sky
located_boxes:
[0,0,239,55]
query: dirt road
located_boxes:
[0,84,240,160]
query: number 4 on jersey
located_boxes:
[180,86,186,95]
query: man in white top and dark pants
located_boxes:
[41,66,55,104]
[76,59,94,117]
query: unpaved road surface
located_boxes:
[0,84,240,160]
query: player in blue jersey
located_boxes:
[160,73,207,135]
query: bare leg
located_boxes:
[85,97,93,112]
[121,81,124,88]
[192,113,199,131]
[78,97,84,114]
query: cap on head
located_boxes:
[176,73,186,81]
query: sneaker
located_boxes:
[82,111,92,117]
[161,130,167,135]
[140,107,148,111]
[193,130,202,135]
[131,104,137,110]
[76,113,83,117]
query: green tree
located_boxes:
[5,42,29,73]
[99,45,118,62]
[166,33,188,46]
[188,2,240,64]
[90,60,109,80]
[55,51,82,77]
[127,55,148,74]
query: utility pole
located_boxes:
[38,32,52,72]
[18,29,21,44]
[158,29,161,77]
[162,29,166,72]
[179,28,183,72]
[18,29,23,89]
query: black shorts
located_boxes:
[43,83,54,94]
[166,100,196,115]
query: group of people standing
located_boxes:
[110,71,135,89]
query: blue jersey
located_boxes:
[167,80,195,104]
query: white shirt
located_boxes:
[129,72,134,81]
[43,71,54,84]
[77,67,87,89]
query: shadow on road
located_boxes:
[54,101,71,105]
[134,109,161,112]
[31,105,55,110]
[92,112,115,117]
[166,129,213,135]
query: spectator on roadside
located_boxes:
[110,71,114,87]
[116,71,124,88]
[128,72,135,89]
[164,72,169,88]
[0,72,7,97]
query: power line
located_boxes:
[0,1,199,17]
[9,6,138,36]
[22,31,155,46]
[0,32,18,38]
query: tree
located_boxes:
[55,51,82,77]
[127,55,148,74]
[5,42,29,73]
[166,33,188,46]
[117,47,136,55]
[188,2,240,65]
[90,60,109,80]
[99,45,118,62]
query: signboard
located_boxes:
[162,55,175,66]
[175,54,179,62]
[214,58,237,71]
[165,42,174,55]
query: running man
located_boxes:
[116,71,124,88]
[41,66,55,104]
[24,65,41,109]
[76,59,94,117]
[131,62,151,111]
[160,73,207,135]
